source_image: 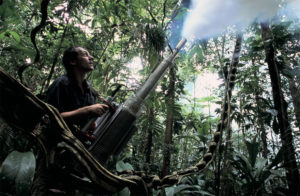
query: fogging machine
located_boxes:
[80,38,187,164]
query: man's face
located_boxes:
[73,47,94,72]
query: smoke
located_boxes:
[281,0,300,19]
[182,0,286,40]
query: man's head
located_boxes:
[62,47,94,74]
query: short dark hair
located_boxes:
[62,46,80,73]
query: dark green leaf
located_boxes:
[116,160,134,172]
[245,138,259,167]
[0,151,36,196]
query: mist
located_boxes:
[182,0,298,40]
[282,0,300,20]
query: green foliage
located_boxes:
[0,0,300,195]
[145,24,166,52]
[154,174,214,196]
[232,140,285,195]
[155,184,213,196]
[112,187,131,196]
[116,160,134,172]
[0,151,36,196]
[245,138,259,167]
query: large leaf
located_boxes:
[116,160,134,172]
[180,190,214,196]
[165,186,175,196]
[173,184,195,195]
[245,138,259,167]
[255,158,267,179]
[112,187,131,196]
[233,153,254,182]
[0,151,36,196]
[7,31,21,43]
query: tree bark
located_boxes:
[253,61,269,159]
[144,106,154,163]
[261,22,300,195]
[162,66,175,177]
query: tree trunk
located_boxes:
[144,106,154,163]
[261,22,300,195]
[162,66,175,177]
[253,61,269,159]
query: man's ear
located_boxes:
[69,60,76,66]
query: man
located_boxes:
[32,46,108,195]
[47,46,108,132]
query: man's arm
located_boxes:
[61,104,108,124]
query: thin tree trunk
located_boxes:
[41,25,68,94]
[253,61,269,159]
[214,34,227,196]
[162,66,175,177]
[261,22,300,195]
[144,106,154,163]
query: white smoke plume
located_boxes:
[182,0,292,40]
[282,0,300,19]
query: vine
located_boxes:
[18,0,49,86]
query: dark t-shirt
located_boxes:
[31,75,97,195]
[46,74,96,129]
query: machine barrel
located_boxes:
[136,38,187,100]
[88,38,187,164]
[124,38,187,116]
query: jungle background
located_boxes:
[0,0,300,195]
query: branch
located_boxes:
[0,68,146,195]
[161,0,168,28]
[41,25,68,94]
[146,2,158,24]
[87,28,116,80]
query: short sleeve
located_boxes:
[46,79,66,112]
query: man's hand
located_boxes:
[86,104,109,116]
[61,104,109,122]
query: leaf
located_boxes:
[255,158,267,178]
[116,160,134,172]
[2,45,35,58]
[181,190,214,196]
[199,96,216,103]
[112,187,131,196]
[0,31,6,40]
[233,153,254,182]
[245,138,259,167]
[266,109,278,116]
[269,169,284,177]
[173,184,193,194]
[165,186,175,196]
[7,31,21,43]
[0,151,36,196]
[154,189,167,196]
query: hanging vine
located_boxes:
[18,0,50,86]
